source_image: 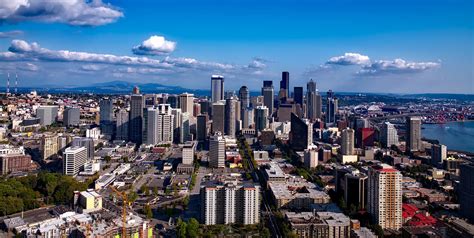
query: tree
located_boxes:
[176,218,187,238]
[186,218,199,238]
[144,204,153,219]
[261,227,271,238]
[104,155,112,163]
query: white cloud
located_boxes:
[80,64,103,71]
[0,0,123,26]
[358,58,440,75]
[132,35,177,55]
[0,30,23,38]
[326,53,370,65]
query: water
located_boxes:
[422,121,474,153]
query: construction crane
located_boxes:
[109,185,129,238]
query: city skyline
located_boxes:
[0,0,472,94]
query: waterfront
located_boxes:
[423,121,474,153]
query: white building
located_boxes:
[209,132,225,168]
[63,146,87,176]
[380,122,399,148]
[178,93,194,114]
[367,164,402,230]
[36,105,58,126]
[182,141,196,165]
[201,181,260,225]
[147,105,174,145]
[304,148,318,168]
[341,128,355,155]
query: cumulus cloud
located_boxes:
[80,64,104,71]
[0,0,123,26]
[358,58,440,75]
[132,35,177,55]
[0,30,23,38]
[326,53,370,65]
[246,57,267,70]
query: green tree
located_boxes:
[186,218,199,238]
[176,218,187,238]
[144,204,153,219]
[261,227,271,238]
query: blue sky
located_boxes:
[0,0,472,93]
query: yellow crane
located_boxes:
[109,185,129,238]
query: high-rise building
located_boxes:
[293,86,303,106]
[380,122,399,148]
[304,148,318,168]
[99,98,114,138]
[344,170,368,210]
[129,92,144,144]
[276,103,295,122]
[367,164,402,230]
[41,134,58,160]
[459,163,474,223]
[261,81,274,115]
[238,86,250,109]
[212,101,226,134]
[358,128,375,148]
[178,93,194,114]
[209,132,225,168]
[147,104,174,145]
[431,144,447,167]
[280,71,290,103]
[341,128,355,155]
[225,97,237,138]
[254,106,269,133]
[406,116,421,153]
[182,141,196,165]
[166,94,179,108]
[241,107,254,129]
[306,79,322,121]
[0,154,31,175]
[211,75,225,103]
[182,112,191,142]
[116,109,129,141]
[196,114,208,141]
[201,181,260,225]
[72,137,94,160]
[63,146,87,176]
[290,113,313,151]
[37,105,58,126]
[326,90,338,124]
[63,106,80,127]
[171,108,183,143]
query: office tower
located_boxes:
[341,128,355,155]
[209,132,225,168]
[358,128,375,148]
[306,79,322,121]
[182,112,191,141]
[166,94,179,108]
[261,80,274,115]
[294,86,303,105]
[431,144,447,167]
[280,71,290,100]
[199,100,210,115]
[380,122,398,148]
[212,101,225,134]
[241,107,254,129]
[211,75,225,103]
[193,103,201,117]
[326,90,338,124]
[171,108,183,143]
[367,164,402,230]
[197,114,209,141]
[239,86,250,109]
[201,182,260,225]
[36,105,58,126]
[116,109,129,141]
[182,141,196,165]
[304,148,318,168]
[144,94,158,106]
[406,116,422,153]
[147,104,174,145]
[63,146,87,176]
[345,171,368,210]
[41,134,58,160]
[225,97,237,137]
[72,137,94,159]
[63,107,80,127]
[129,92,144,144]
[290,113,313,151]
[178,93,194,114]
[254,106,269,133]
[459,163,474,223]
[99,98,114,138]
[276,103,295,122]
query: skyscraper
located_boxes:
[212,101,226,134]
[197,114,208,141]
[431,144,447,167]
[211,75,225,103]
[280,71,289,99]
[261,80,274,115]
[406,116,422,153]
[178,93,194,114]
[116,109,129,141]
[306,79,322,121]
[209,132,225,168]
[380,122,398,148]
[341,128,355,155]
[147,104,174,145]
[238,86,250,109]
[63,146,87,176]
[37,105,58,126]
[459,163,474,223]
[63,106,80,127]
[241,107,254,129]
[99,98,114,123]
[290,113,313,151]
[293,86,303,106]
[367,164,402,230]
[225,97,237,138]
[254,106,269,133]
[326,90,338,124]
[129,91,144,144]
[171,108,183,143]
[72,137,94,160]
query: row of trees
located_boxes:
[0,172,93,216]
